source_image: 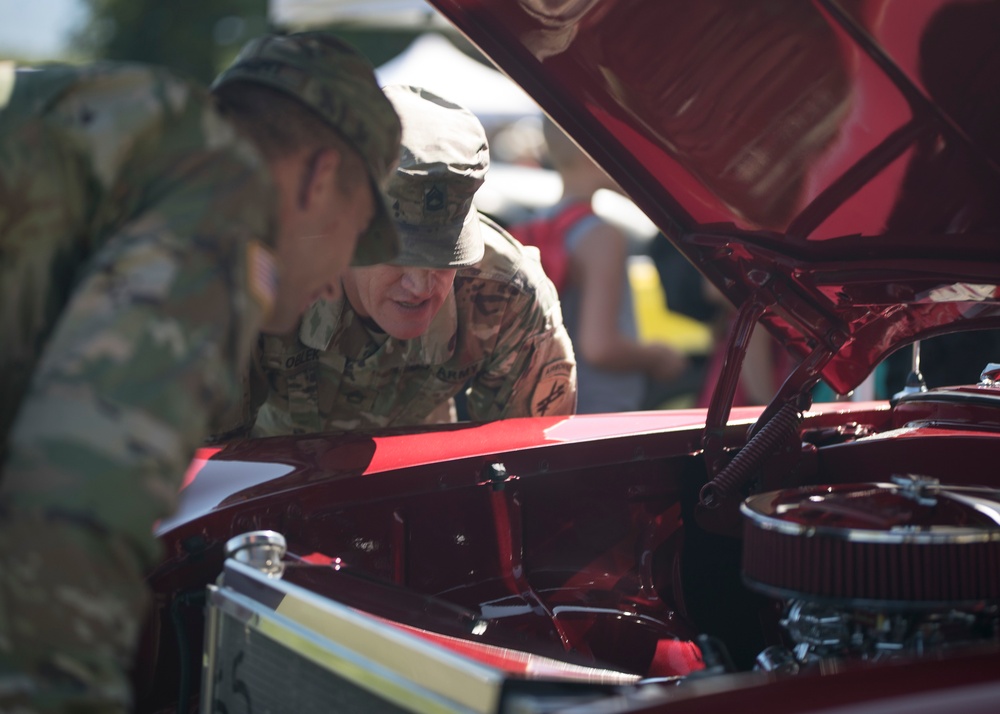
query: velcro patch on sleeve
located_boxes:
[247,240,277,319]
[531,361,575,417]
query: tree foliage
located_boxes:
[75,0,270,84]
[73,0,469,86]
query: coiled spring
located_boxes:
[699,401,802,507]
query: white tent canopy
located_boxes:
[375,33,540,130]
[268,0,541,130]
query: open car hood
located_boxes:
[428,0,1000,396]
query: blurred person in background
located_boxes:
[512,117,687,413]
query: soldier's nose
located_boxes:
[400,269,434,298]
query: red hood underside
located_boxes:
[428,0,1000,395]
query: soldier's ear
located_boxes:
[297,147,342,210]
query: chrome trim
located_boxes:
[203,559,503,714]
[741,485,1000,545]
[224,529,287,578]
[199,584,222,713]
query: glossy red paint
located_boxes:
[140,394,1000,712]
[430,0,1000,396]
[141,401,899,707]
[142,414,720,706]
[141,389,1000,714]
[162,403,877,535]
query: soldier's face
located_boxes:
[342,264,457,340]
[264,150,375,333]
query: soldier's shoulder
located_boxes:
[5,61,234,170]
[459,213,552,294]
[7,61,204,116]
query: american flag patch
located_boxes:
[247,240,278,318]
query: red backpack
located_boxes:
[508,201,594,294]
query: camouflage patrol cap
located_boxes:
[212,32,402,266]
[381,85,489,268]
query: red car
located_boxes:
[136,1,1000,712]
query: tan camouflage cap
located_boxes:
[212,32,402,266]
[380,85,489,268]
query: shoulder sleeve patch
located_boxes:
[530,360,575,417]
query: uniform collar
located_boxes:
[299,296,347,350]
[421,289,458,363]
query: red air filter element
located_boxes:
[741,479,1000,607]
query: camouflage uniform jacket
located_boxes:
[250,217,576,436]
[0,62,275,708]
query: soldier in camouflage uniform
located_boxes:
[240,85,576,436]
[0,33,401,712]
